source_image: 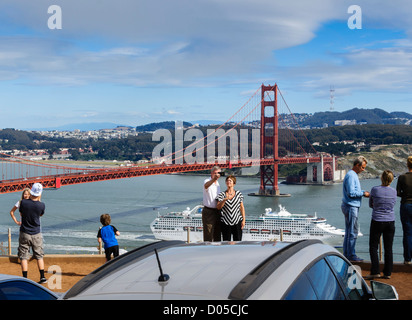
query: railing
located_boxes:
[0,227,403,262]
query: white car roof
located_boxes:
[65,240,338,300]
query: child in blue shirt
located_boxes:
[97,213,120,261]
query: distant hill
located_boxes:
[135,121,193,132]
[301,108,412,127]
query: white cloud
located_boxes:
[1,0,412,126]
[281,44,412,99]
[0,0,347,87]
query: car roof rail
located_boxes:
[64,240,184,299]
[228,239,322,300]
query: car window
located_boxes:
[326,255,366,300]
[283,273,317,300]
[0,281,57,300]
[284,258,345,300]
[306,258,345,300]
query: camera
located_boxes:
[219,171,225,176]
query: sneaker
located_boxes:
[382,275,391,279]
[350,256,364,262]
[39,278,47,284]
[404,261,411,265]
[364,274,381,280]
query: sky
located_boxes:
[1,0,412,130]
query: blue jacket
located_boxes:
[342,170,364,207]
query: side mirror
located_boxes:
[370,281,399,300]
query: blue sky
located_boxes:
[1,0,412,130]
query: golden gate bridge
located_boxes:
[0,84,338,195]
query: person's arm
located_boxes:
[97,229,102,243]
[10,206,21,225]
[346,173,365,198]
[204,177,217,190]
[369,189,374,208]
[396,175,404,198]
[240,202,245,229]
[216,192,227,210]
[217,198,227,210]
[113,226,120,236]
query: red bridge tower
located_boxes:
[259,84,282,196]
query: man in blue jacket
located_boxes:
[341,156,370,262]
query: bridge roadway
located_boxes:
[0,156,333,194]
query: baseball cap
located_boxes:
[30,183,43,197]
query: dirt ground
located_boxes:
[357,260,412,300]
[0,255,411,299]
[0,255,106,294]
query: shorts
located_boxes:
[18,232,44,260]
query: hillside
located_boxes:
[301,108,412,127]
[337,144,412,178]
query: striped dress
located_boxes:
[216,190,244,226]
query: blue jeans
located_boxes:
[400,203,412,262]
[341,203,360,260]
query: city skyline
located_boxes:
[1,1,412,130]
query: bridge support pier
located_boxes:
[306,155,345,185]
[307,154,325,184]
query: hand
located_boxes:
[363,191,370,198]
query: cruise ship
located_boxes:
[150,205,350,247]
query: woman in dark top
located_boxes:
[216,175,245,241]
[367,170,397,279]
[397,156,412,264]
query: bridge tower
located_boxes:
[259,84,280,196]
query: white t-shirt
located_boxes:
[203,178,220,208]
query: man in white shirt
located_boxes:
[202,166,222,241]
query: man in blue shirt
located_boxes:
[341,156,370,262]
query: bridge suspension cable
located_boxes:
[0,83,333,194]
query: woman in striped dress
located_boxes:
[216,175,246,241]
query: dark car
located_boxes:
[0,274,59,300]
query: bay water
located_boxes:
[0,174,406,262]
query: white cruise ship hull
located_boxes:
[150,206,348,247]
